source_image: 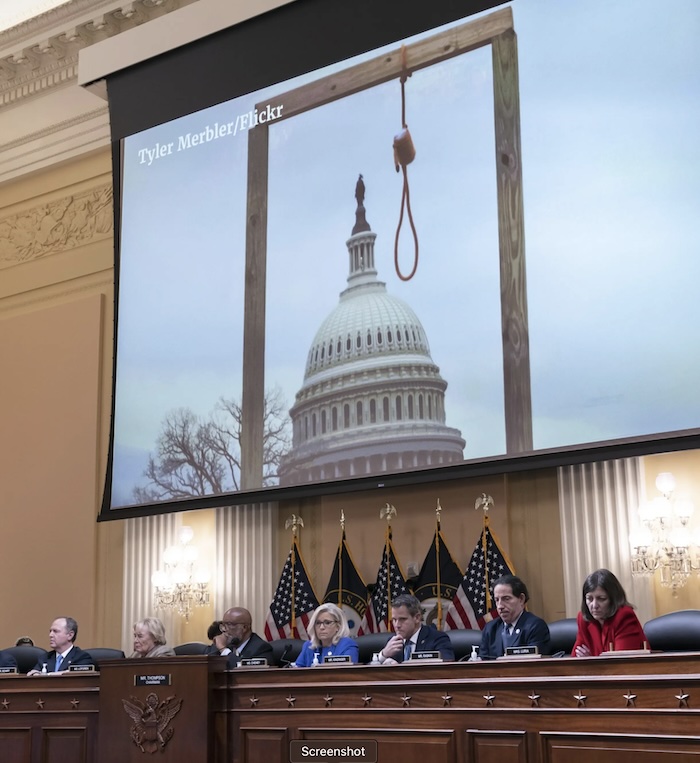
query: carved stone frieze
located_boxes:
[0,183,112,268]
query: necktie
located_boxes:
[504,624,514,647]
[55,653,63,672]
[403,640,413,662]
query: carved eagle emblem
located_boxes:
[121,692,183,753]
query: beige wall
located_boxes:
[0,149,124,650]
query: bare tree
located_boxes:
[133,387,291,502]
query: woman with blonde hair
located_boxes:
[130,617,175,658]
[293,603,358,666]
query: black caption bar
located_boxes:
[290,741,377,763]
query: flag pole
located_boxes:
[338,510,345,608]
[380,503,397,626]
[285,513,304,637]
[474,493,494,613]
[435,499,443,629]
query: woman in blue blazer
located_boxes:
[293,603,358,666]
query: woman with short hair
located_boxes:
[130,617,175,658]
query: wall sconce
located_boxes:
[151,526,211,621]
[630,472,700,594]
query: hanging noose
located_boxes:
[393,45,419,282]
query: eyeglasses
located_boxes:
[315,620,338,627]
[222,621,249,629]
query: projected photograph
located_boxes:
[109,0,700,511]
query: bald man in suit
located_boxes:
[206,607,273,667]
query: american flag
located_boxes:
[357,534,409,635]
[445,518,515,630]
[264,538,320,641]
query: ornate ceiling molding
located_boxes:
[0,105,107,153]
[0,0,198,108]
[0,105,110,184]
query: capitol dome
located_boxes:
[303,276,433,383]
[278,177,465,487]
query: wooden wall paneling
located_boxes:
[225,654,700,763]
[540,731,700,763]
[0,674,99,763]
[467,729,528,763]
[505,468,565,622]
[299,728,456,763]
[97,656,226,763]
[42,726,90,763]
[239,727,289,763]
[0,727,32,763]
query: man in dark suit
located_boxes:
[27,617,93,675]
[205,607,273,667]
[376,593,454,664]
[0,650,17,669]
[479,575,550,659]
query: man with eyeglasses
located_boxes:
[478,574,550,659]
[206,607,273,667]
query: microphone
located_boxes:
[278,643,293,668]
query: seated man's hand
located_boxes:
[382,634,404,659]
[213,633,230,651]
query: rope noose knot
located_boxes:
[394,46,419,282]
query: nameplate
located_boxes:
[599,648,652,657]
[135,674,171,686]
[505,645,539,657]
[324,654,351,664]
[239,658,269,667]
[69,664,96,673]
[0,666,18,674]
[498,646,541,660]
[409,651,441,661]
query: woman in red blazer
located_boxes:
[572,568,646,657]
